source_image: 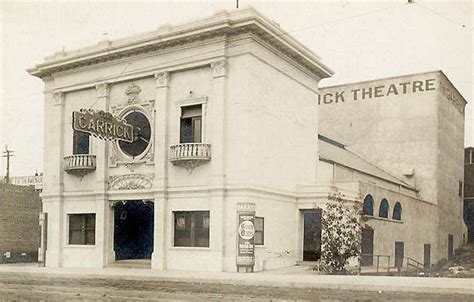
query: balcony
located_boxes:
[63,154,96,178]
[169,143,211,173]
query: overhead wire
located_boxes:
[413,1,473,30]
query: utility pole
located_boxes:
[3,145,14,184]
[236,0,239,9]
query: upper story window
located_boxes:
[363,195,374,216]
[118,110,151,158]
[379,199,389,218]
[180,105,202,143]
[392,202,402,220]
[73,130,90,154]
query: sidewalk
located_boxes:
[0,264,472,295]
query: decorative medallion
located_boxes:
[125,83,142,104]
[108,174,154,190]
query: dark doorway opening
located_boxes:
[424,244,431,269]
[395,241,404,269]
[448,234,454,260]
[303,210,321,261]
[114,200,154,260]
[361,228,374,266]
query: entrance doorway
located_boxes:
[361,228,374,266]
[303,210,321,261]
[424,244,431,269]
[114,200,154,260]
[395,241,404,269]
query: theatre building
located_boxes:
[319,71,467,266]
[28,7,467,272]
[28,8,335,271]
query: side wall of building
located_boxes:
[319,72,441,203]
[435,73,466,261]
[0,184,41,263]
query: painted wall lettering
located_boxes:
[319,78,437,105]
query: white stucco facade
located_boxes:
[29,8,337,272]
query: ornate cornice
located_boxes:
[28,8,333,80]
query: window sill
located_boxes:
[364,215,403,224]
[64,244,96,248]
[255,245,265,248]
[169,246,211,251]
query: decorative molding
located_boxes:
[110,97,155,168]
[154,71,170,88]
[28,11,333,80]
[211,59,227,78]
[109,173,154,190]
[95,82,110,99]
[125,83,142,104]
[52,91,65,106]
[177,91,208,107]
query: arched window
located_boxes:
[379,199,389,218]
[363,195,374,216]
[393,202,402,220]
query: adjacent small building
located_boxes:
[0,181,42,263]
[464,147,474,243]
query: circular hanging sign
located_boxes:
[238,220,255,240]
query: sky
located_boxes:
[0,0,473,177]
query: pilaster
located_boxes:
[94,82,112,267]
[210,59,228,271]
[152,71,170,270]
[44,90,65,267]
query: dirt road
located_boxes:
[0,272,472,301]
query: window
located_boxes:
[118,110,151,158]
[363,195,374,216]
[393,202,402,220]
[73,131,90,154]
[174,211,209,247]
[379,199,389,218]
[180,105,202,143]
[459,181,463,197]
[68,214,95,245]
[254,217,264,245]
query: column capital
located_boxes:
[95,82,111,99]
[154,71,170,88]
[211,59,227,78]
[52,90,65,107]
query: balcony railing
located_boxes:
[63,154,96,178]
[169,143,211,173]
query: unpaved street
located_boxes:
[0,272,472,301]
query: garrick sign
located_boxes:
[73,109,134,143]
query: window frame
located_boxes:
[379,199,389,218]
[363,195,374,216]
[68,213,96,246]
[180,104,203,144]
[392,202,402,221]
[72,130,90,155]
[176,95,208,144]
[173,210,210,248]
[254,217,264,246]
